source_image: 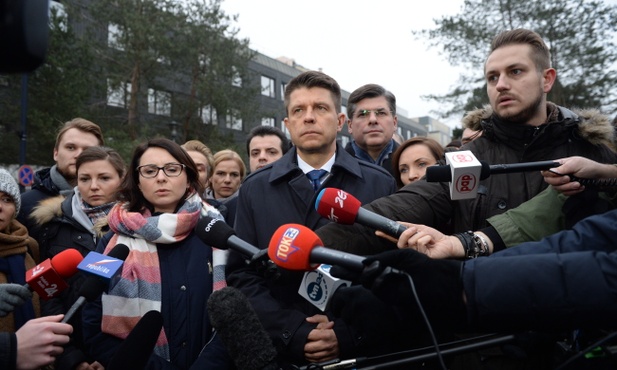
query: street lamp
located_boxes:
[169,120,178,143]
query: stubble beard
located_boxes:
[495,88,544,125]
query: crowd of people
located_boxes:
[1,27,617,370]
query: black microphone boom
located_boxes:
[207,287,278,370]
[107,310,164,370]
[426,160,560,182]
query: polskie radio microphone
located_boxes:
[315,187,407,238]
[425,150,560,200]
[268,224,359,311]
[61,244,129,323]
[107,310,164,370]
[25,248,84,300]
[208,287,279,370]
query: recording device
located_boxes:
[0,0,50,73]
[107,310,164,370]
[207,287,279,370]
[61,244,129,323]
[25,248,84,300]
[425,151,560,199]
[315,187,407,238]
[268,224,358,311]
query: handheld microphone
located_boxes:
[61,244,129,323]
[315,187,407,238]
[107,310,164,370]
[195,216,261,259]
[207,287,279,370]
[25,248,84,300]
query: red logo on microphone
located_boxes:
[456,173,476,193]
[451,153,474,163]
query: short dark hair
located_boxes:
[55,118,104,149]
[347,84,396,120]
[284,71,342,114]
[246,125,291,156]
[76,146,126,179]
[391,137,445,188]
[119,138,202,212]
[488,28,551,72]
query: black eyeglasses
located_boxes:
[136,163,185,178]
[354,109,393,120]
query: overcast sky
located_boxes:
[220,0,617,130]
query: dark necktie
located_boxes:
[306,169,327,191]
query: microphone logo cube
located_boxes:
[26,259,69,299]
[299,264,350,311]
[446,150,482,200]
[78,251,124,287]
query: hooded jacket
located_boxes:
[317,104,617,255]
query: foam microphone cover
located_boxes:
[195,216,235,249]
[107,310,164,370]
[268,224,323,271]
[50,248,84,278]
[315,188,361,225]
[208,287,278,370]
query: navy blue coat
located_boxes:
[464,208,617,331]
[82,232,232,370]
[227,144,397,365]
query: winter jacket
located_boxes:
[82,232,232,370]
[317,104,617,255]
[18,167,64,243]
[30,193,104,370]
[465,208,617,331]
[344,139,399,178]
[227,143,397,365]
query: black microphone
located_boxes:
[426,160,560,182]
[207,287,279,370]
[195,216,261,259]
[62,244,130,323]
[107,310,164,370]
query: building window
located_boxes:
[341,105,347,118]
[108,23,124,50]
[200,105,217,125]
[281,120,290,137]
[231,67,242,87]
[280,82,287,101]
[261,76,275,98]
[340,135,350,148]
[261,117,275,127]
[226,109,242,130]
[107,79,131,108]
[148,89,171,116]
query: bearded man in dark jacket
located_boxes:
[316,28,617,370]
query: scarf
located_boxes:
[49,164,75,196]
[101,192,227,360]
[0,220,39,331]
[73,188,115,226]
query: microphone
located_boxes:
[61,244,130,323]
[195,216,261,259]
[207,287,279,370]
[425,151,560,200]
[315,187,407,238]
[25,248,84,300]
[107,310,164,370]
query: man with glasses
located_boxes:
[345,84,399,177]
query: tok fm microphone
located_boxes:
[107,310,164,370]
[208,287,279,370]
[61,244,130,323]
[425,150,560,200]
[25,248,84,300]
[315,187,407,238]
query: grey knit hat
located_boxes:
[0,169,21,216]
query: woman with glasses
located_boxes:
[31,146,125,370]
[82,138,232,369]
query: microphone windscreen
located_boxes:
[107,310,164,370]
[50,248,84,278]
[107,244,130,261]
[78,276,107,302]
[195,217,235,249]
[207,287,277,370]
[315,188,361,225]
[425,164,452,182]
[268,224,322,271]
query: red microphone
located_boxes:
[315,188,407,238]
[25,248,83,300]
[268,223,365,272]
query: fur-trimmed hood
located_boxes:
[462,104,616,150]
[30,194,109,237]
